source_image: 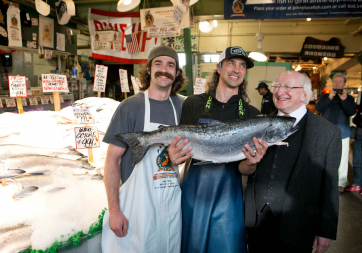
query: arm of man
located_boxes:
[315,93,333,113]
[104,144,128,237]
[238,137,268,175]
[339,93,357,116]
[313,128,341,252]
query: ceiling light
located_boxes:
[313,66,317,69]
[213,20,218,27]
[323,57,328,61]
[117,0,140,12]
[306,18,311,21]
[249,22,267,62]
[199,21,214,33]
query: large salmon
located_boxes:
[115,115,298,166]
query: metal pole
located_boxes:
[183,28,193,96]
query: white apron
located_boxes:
[102,90,182,253]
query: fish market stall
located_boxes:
[0,97,120,253]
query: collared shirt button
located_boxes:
[271,175,274,178]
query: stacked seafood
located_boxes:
[0,97,120,253]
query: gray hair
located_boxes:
[332,73,347,83]
[299,73,313,105]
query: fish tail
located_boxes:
[115,132,150,166]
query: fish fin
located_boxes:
[14,186,39,199]
[193,161,214,165]
[115,132,151,166]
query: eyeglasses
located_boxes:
[271,85,304,91]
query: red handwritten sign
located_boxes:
[41,74,69,93]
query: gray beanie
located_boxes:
[148,45,179,68]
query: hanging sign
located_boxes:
[130,75,141,94]
[5,98,16,107]
[7,5,22,47]
[194,78,207,95]
[140,6,190,30]
[8,76,27,97]
[173,6,185,26]
[88,9,161,64]
[74,126,100,149]
[146,26,180,38]
[41,74,69,92]
[29,97,38,106]
[40,96,49,104]
[73,108,95,124]
[94,30,122,42]
[55,0,76,25]
[119,69,130,93]
[301,37,345,58]
[21,97,28,106]
[93,65,108,92]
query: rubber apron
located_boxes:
[102,90,182,253]
[180,96,247,253]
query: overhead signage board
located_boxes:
[301,37,345,58]
[224,0,362,20]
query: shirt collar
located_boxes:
[277,105,307,126]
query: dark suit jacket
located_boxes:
[244,110,341,247]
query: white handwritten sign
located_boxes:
[131,75,141,94]
[146,26,181,38]
[73,108,95,124]
[173,5,185,26]
[113,41,122,52]
[93,65,108,92]
[21,97,28,106]
[40,96,49,105]
[0,99,3,108]
[94,41,110,51]
[8,76,27,97]
[119,69,130,93]
[44,49,53,59]
[74,126,100,149]
[5,98,16,107]
[194,78,207,95]
[60,96,64,103]
[29,97,38,106]
[42,74,69,93]
[49,96,54,104]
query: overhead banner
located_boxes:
[88,9,161,64]
[301,37,345,58]
[224,0,362,20]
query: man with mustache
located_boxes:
[169,46,268,253]
[102,46,186,252]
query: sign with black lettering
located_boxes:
[8,76,27,97]
[29,97,38,106]
[93,65,108,92]
[21,97,28,106]
[74,126,100,149]
[40,96,49,105]
[5,98,16,107]
[301,37,345,58]
[73,108,95,124]
[194,78,207,95]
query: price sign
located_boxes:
[50,96,54,104]
[119,69,130,93]
[130,75,141,94]
[93,65,108,92]
[73,108,95,124]
[194,78,207,95]
[74,126,100,149]
[29,97,38,106]
[0,99,3,108]
[8,76,27,97]
[41,74,69,92]
[40,96,49,104]
[21,97,28,106]
[5,98,16,107]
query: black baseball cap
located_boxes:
[219,46,254,68]
[256,82,268,90]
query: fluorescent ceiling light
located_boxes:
[306,18,311,21]
[213,20,218,27]
[199,21,214,33]
[117,0,140,12]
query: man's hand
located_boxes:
[239,137,268,175]
[109,210,129,237]
[338,90,347,101]
[329,90,336,100]
[168,136,193,165]
[313,236,332,253]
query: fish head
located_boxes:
[264,116,298,143]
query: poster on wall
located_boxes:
[39,15,54,48]
[88,8,161,64]
[56,33,65,51]
[7,5,22,47]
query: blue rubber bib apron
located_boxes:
[180,96,247,253]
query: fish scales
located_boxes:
[116,115,298,166]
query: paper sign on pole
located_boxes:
[5,98,16,107]
[73,108,95,124]
[93,64,108,92]
[146,26,180,38]
[60,95,64,103]
[8,76,27,97]
[21,97,28,106]
[0,99,3,108]
[194,78,207,95]
[119,69,130,93]
[40,96,49,104]
[74,126,100,149]
[130,75,141,94]
[41,74,69,92]
[29,97,38,105]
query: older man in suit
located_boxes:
[244,71,341,253]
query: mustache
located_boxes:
[155,71,175,81]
